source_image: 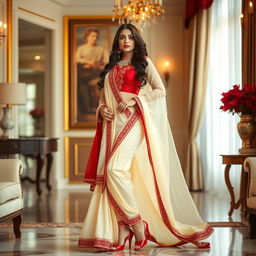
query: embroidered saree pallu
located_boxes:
[79,58,213,250]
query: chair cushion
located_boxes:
[0,182,21,204]
[252,180,256,195]
[247,197,256,209]
[0,198,23,219]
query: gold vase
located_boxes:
[237,114,256,154]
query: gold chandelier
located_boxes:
[112,0,165,28]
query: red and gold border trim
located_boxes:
[134,97,214,248]
[108,190,142,226]
[78,237,114,249]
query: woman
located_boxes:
[78,23,213,251]
[76,28,109,115]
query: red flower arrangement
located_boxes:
[29,107,44,118]
[220,84,256,115]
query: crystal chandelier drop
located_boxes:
[112,0,165,29]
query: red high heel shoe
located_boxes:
[109,230,133,252]
[198,242,211,248]
[134,221,149,250]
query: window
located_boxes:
[19,83,36,136]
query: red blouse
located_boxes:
[115,64,141,95]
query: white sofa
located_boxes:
[0,159,23,238]
[244,157,256,239]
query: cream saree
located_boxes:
[78,58,213,250]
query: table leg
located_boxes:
[224,164,242,216]
[46,153,53,191]
[244,170,248,217]
[36,154,45,196]
[240,166,245,212]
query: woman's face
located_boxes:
[87,32,99,45]
[118,29,135,55]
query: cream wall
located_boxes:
[1,0,189,189]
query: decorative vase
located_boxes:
[237,114,256,154]
[33,117,44,137]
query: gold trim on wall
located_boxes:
[7,0,12,82]
[17,7,55,22]
[64,198,70,223]
[64,16,69,131]
[64,137,70,179]
[75,200,79,221]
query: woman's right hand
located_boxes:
[100,106,114,122]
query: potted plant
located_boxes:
[220,84,256,154]
[29,107,44,136]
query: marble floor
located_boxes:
[0,182,256,256]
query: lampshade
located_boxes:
[0,83,26,105]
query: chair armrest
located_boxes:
[244,157,256,174]
[244,157,256,198]
[0,159,23,182]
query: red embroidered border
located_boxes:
[84,176,105,184]
[117,220,127,227]
[78,237,115,249]
[83,178,96,183]
[109,68,131,118]
[108,189,142,226]
[103,122,112,188]
[100,110,139,190]
[133,97,214,247]
[100,69,140,188]
[96,176,104,183]
[99,110,141,224]
[108,111,139,162]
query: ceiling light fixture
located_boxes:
[112,0,165,29]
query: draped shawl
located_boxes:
[81,58,213,249]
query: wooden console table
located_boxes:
[221,154,256,216]
[0,137,58,196]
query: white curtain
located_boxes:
[199,0,242,195]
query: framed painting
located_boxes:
[64,16,118,130]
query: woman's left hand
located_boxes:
[117,99,136,113]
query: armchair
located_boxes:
[244,157,256,239]
[0,159,23,238]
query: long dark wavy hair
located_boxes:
[97,23,148,88]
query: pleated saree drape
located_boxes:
[79,58,213,250]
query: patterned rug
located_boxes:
[0,222,249,228]
[0,222,82,228]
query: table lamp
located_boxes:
[0,82,26,138]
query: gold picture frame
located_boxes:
[64,16,118,130]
